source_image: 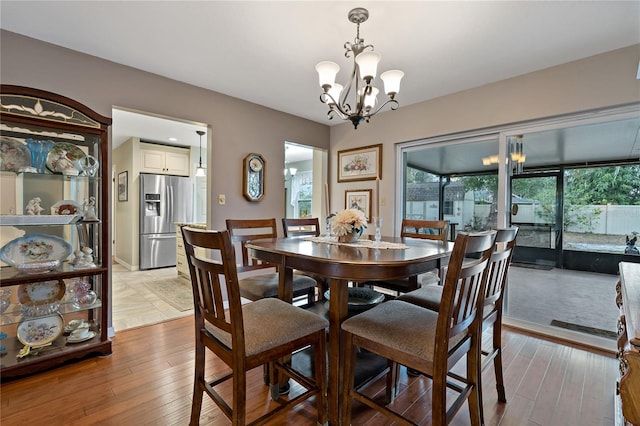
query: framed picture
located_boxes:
[337,143,382,182]
[345,189,372,222]
[118,171,128,202]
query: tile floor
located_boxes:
[111,262,193,331]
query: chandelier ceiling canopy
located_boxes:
[315,7,404,129]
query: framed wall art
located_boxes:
[345,189,372,222]
[117,171,128,202]
[337,143,382,182]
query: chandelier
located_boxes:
[315,7,404,129]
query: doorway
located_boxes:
[284,142,328,221]
[111,107,208,331]
[510,173,561,268]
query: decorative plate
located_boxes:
[45,142,86,175]
[0,233,73,267]
[18,280,66,306]
[67,330,96,344]
[50,199,83,215]
[17,314,64,348]
[324,287,385,311]
[0,136,30,172]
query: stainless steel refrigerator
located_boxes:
[139,173,193,270]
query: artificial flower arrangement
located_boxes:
[330,208,367,238]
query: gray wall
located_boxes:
[0,30,331,235]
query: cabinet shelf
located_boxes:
[1,299,103,326]
[0,264,107,286]
[0,214,82,226]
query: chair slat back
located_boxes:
[401,219,449,245]
[437,231,496,343]
[226,218,278,272]
[484,228,518,306]
[181,227,245,346]
[282,217,321,238]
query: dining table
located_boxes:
[246,235,453,425]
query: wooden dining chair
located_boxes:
[181,227,328,425]
[225,218,318,304]
[281,217,321,238]
[340,230,496,426]
[363,219,450,294]
[397,227,519,423]
[281,217,328,301]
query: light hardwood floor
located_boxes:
[0,315,617,425]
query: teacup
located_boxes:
[71,326,90,340]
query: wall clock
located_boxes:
[242,153,265,202]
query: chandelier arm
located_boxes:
[365,98,400,118]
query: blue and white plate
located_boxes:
[0,233,72,268]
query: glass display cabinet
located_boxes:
[0,85,112,379]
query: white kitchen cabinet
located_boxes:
[140,143,190,176]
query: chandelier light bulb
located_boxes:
[315,61,340,91]
[381,70,404,98]
[355,51,381,82]
[364,87,379,110]
[326,83,343,105]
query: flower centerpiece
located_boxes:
[330,208,367,243]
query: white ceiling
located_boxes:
[1,1,639,164]
[1,1,638,124]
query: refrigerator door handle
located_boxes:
[165,184,171,228]
[146,235,176,240]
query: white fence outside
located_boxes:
[406,201,640,236]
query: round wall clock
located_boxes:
[243,153,265,202]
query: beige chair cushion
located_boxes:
[397,284,443,311]
[399,285,497,321]
[238,272,317,301]
[341,300,463,371]
[208,298,328,357]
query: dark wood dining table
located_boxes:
[246,235,453,425]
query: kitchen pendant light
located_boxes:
[195,130,206,177]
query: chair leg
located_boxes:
[269,361,281,400]
[190,343,205,425]
[468,335,482,426]
[340,332,357,426]
[314,332,328,426]
[493,322,506,403]
[190,381,204,425]
[432,371,448,425]
[232,368,247,426]
[263,363,270,385]
[386,360,400,404]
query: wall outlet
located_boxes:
[218,194,226,205]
